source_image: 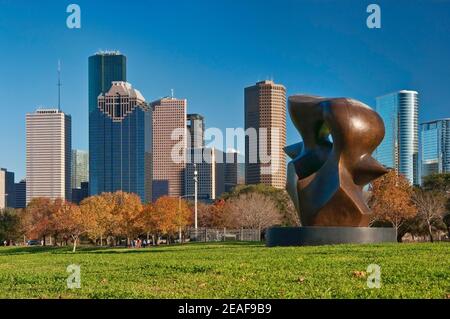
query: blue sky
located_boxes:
[1,0,450,180]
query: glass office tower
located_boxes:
[89,52,151,201]
[89,51,127,197]
[375,90,419,185]
[93,81,151,202]
[71,149,89,189]
[420,119,450,183]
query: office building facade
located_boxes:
[26,109,71,203]
[224,150,238,192]
[71,150,89,189]
[95,81,151,201]
[185,148,225,201]
[375,90,419,184]
[187,113,205,148]
[151,97,187,201]
[244,80,286,189]
[14,180,26,209]
[88,51,127,196]
[0,168,15,209]
[420,118,450,182]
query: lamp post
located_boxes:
[194,164,198,230]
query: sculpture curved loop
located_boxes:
[285,95,388,227]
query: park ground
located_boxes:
[0,242,448,299]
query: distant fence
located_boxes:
[186,227,261,242]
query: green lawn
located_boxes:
[0,242,448,299]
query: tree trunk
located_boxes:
[427,222,434,243]
[100,235,103,247]
[72,237,77,253]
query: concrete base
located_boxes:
[266,226,396,247]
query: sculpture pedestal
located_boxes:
[266,226,396,247]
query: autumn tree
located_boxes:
[412,189,446,242]
[223,192,282,234]
[24,197,55,245]
[152,196,191,243]
[80,195,114,246]
[197,199,226,228]
[110,191,143,245]
[139,203,159,244]
[54,201,94,252]
[369,170,417,241]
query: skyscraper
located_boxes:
[186,113,205,148]
[0,168,15,209]
[89,51,127,196]
[71,150,89,189]
[375,90,419,184]
[14,180,26,209]
[26,109,71,203]
[420,118,450,182]
[244,80,286,189]
[224,150,238,193]
[185,148,225,201]
[151,97,187,201]
[95,81,151,201]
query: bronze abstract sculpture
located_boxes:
[285,95,388,227]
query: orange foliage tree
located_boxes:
[110,191,143,245]
[80,194,114,246]
[138,203,159,243]
[369,170,417,240]
[152,196,191,243]
[54,200,95,252]
[197,199,226,228]
[24,197,55,245]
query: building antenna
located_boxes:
[57,59,62,111]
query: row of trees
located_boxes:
[1,192,191,251]
[2,172,448,249]
[0,186,292,252]
[370,171,450,242]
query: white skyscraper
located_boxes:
[26,109,72,203]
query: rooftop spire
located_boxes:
[57,59,62,111]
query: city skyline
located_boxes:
[2,0,450,180]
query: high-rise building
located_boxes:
[0,168,15,209]
[151,97,187,201]
[94,81,151,201]
[185,148,225,201]
[224,150,238,193]
[375,90,419,184]
[244,80,286,189]
[14,180,26,209]
[420,118,450,183]
[71,150,89,189]
[26,109,71,203]
[187,114,205,148]
[89,51,127,197]
[72,181,89,204]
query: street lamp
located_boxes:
[193,164,198,230]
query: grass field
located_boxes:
[0,242,448,299]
